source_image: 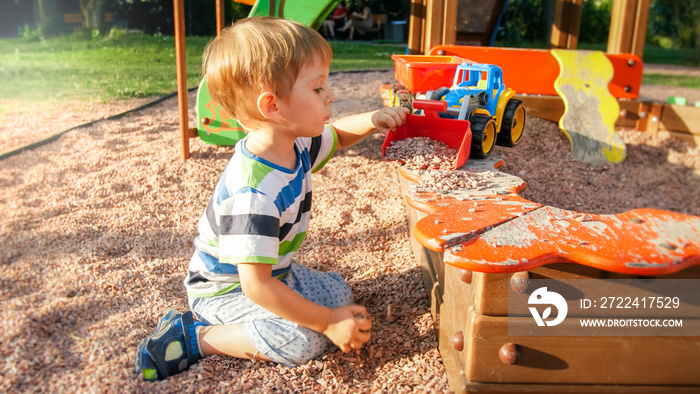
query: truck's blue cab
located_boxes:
[443,63,505,117]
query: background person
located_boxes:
[341,1,373,41]
[322,2,348,40]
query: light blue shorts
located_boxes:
[188,263,352,366]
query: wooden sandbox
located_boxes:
[398,155,700,393]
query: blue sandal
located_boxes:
[135,310,205,381]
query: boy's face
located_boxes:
[276,57,334,137]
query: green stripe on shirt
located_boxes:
[279,231,307,256]
[312,126,337,173]
[240,152,275,188]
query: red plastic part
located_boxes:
[427,45,643,99]
[382,100,472,170]
[391,54,465,93]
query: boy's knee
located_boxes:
[278,328,329,366]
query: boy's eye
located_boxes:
[314,87,324,93]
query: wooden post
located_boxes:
[550,0,582,49]
[442,0,458,46]
[607,0,650,58]
[408,0,426,54]
[173,0,190,160]
[216,0,225,35]
[423,0,444,54]
[441,0,459,45]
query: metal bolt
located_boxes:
[627,58,636,67]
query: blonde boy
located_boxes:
[135,17,408,380]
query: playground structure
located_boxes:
[170,1,700,392]
[173,0,699,160]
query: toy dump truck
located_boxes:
[389,55,527,159]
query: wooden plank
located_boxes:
[467,313,700,385]
[472,264,607,317]
[632,0,651,57]
[424,0,444,55]
[441,263,473,392]
[607,0,650,58]
[515,95,564,123]
[607,0,633,54]
[453,0,507,46]
[442,0,458,46]
[550,0,582,49]
[659,104,700,136]
[470,264,700,317]
[215,0,225,35]
[518,95,700,143]
[173,0,190,160]
[408,0,425,54]
[63,13,83,24]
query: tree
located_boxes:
[36,0,62,36]
[80,0,106,33]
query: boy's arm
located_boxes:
[237,263,371,352]
[332,106,409,149]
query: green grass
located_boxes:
[0,34,211,103]
[2,32,698,108]
[0,33,405,106]
[641,74,700,89]
[329,41,404,71]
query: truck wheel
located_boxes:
[470,115,497,159]
[497,99,526,147]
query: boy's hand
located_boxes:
[371,106,410,134]
[323,305,372,353]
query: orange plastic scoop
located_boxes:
[382,100,472,170]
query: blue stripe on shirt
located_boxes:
[279,191,312,239]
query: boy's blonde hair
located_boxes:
[202,17,333,130]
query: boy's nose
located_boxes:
[327,90,335,105]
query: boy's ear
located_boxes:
[256,91,281,120]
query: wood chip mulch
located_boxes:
[1,70,699,392]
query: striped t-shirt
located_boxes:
[185,125,338,298]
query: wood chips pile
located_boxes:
[1,69,699,392]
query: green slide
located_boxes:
[196,0,341,146]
